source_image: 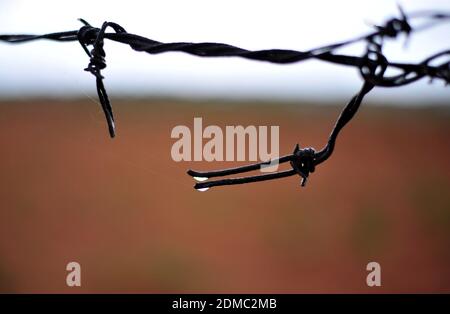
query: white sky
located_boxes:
[0,0,449,105]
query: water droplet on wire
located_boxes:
[193,176,208,182]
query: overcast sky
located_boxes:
[0,0,449,105]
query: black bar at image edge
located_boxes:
[0,294,449,312]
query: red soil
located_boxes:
[0,99,448,293]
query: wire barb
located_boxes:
[76,20,127,138]
[0,8,449,189]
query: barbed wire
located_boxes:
[0,7,449,190]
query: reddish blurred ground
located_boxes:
[0,99,448,293]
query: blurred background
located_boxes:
[0,0,449,293]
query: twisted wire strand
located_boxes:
[0,8,449,189]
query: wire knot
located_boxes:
[77,24,99,46]
[377,18,411,38]
[77,23,106,79]
[376,6,412,38]
[77,20,125,81]
[84,48,106,79]
[290,144,316,187]
[360,49,388,86]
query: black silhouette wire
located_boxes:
[0,8,449,189]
